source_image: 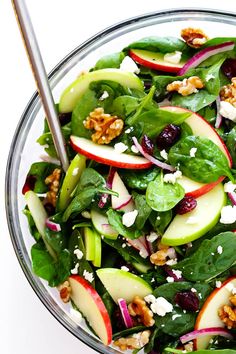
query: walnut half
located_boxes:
[84,107,124,144]
[181,27,208,48]
[113,330,151,351]
[167,76,204,96]
[220,77,236,107]
[128,295,155,327]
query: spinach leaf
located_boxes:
[111,95,140,118]
[44,227,66,254]
[168,135,233,183]
[112,326,147,339]
[208,336,236,350]
[165,349,236,354]
[94,52,125,70]
[180,122,193,139]
[132,192,152,230]
[146,173,185,212]
[75,168,106,194]
[25,162,59,193]
[51,249,72,287]
[226,127,236,168]
[149,210,172,235]
[174,232,236,282]
[106,209,142,239]
[197,105,216,125]
[63,188,96,221]
[126,36,188,53]
[120,167,160,191]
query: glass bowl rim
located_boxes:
[5,7,236,354]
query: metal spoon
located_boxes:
[12,0,69,171]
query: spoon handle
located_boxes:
[12,0,69,171]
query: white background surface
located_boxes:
[1,1,235,353]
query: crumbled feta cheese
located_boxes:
[151,278,155,283]
[166,276,175,283]
[120,56,140,74]
[163,170,182,184]
[121,266,129,272]
[160,149,168,160]
[172,314,182,320]
[122,243,127,248]
[150,297,173,316]
[164,51,182,64]
[217,245,223,254]
[83,270,94,283]
[220,205,236,224]
[74,249,83,260]
[131,145,139,153]
[172,269,182,279]
[146,232,159,243]
[125,128,131,134]
[71,263,79,274]
[72,167,79,176]
[166,258,178,266]
[198,293,202,299]
[114,142,128,153]
[70,308,82,324]
[211,252,215,256]
[186,216,198,225]
[190,147,197,157]
[99,90,109,100]
[224,181,236,193]
[101,196,107,204]
[144,294,156,304]
[191,288,197,293]
[205,74,215,82]
[81,211,91,219]
[122,209,138,227]
[216,281,222,288]
[220,101,236,122]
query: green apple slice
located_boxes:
[84,227,95,261]
[58,154,86,211]
[162,183,226,246]
[91,209,118,240]
[59,69,144,113]
[96,268,152,303]
[92,229,102,268]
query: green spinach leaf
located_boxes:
[75,168,106,194]
[120,167,160,191]
[149,210,172,235]
[132,192,152,230]
[146,173,185,212]
[63,188,96,221]
[126,36,189,53]
[226,127,236,168]
[106,209,142,239]
[25,162,59,193]
[94,52,125,70]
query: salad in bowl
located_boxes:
[17,20,236,354]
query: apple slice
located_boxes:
[70,136,151,169]
[84,227,95,261]
[58,154,86,211]
[130,49,186,73]
[91,209,118,239]
[161,183,226,246]
[59,68,144,113]
[92,229,102,268]
[111,171,135,212]
[96,268,152,303]
[195,277,236,350]
[178,175,224,198]
[68,275,112,345]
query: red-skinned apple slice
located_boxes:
[111,171,135,212]
[68,275,112,345]
[194,276,236,350]
[129,49,186,73]
[161,106,232,197]
[70,136,151,169]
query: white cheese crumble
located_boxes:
[163,170,182,184]
[99,90,109,100]
[216,281,222,288]
[125,128,131,134]
[191,288,197,293]
[74,249,83,260]
[220,101,236,122]
[172,314,182,320]
[224,181,236,193]
[139,249,148,259]
[186,216,198,225]
[114,142,128,153]
[205,74,215,82]
[166,258,178,266]
[144,294,156,303]
[160,149,168,160]
[166,276,175,283]
[151,278,155,283]
[72,167,79,176]
[81,211,91,219]
[164,51,182,64]
[122,209,138,227]
[190,147,197,157]
[172,269,182,279]
[146,232,159,243]
[151,297,173,316]
[220,205,236,224]
[120,56,140,74]
[217,245,223,254]
[121,266,129,272]
[71,263,79,274]
[131,145,139,153]
[122,243,127,248]
[198,293,202,299]
[83,270,94,283]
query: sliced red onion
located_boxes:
[180,327,233,344]
[215,96,223,129]
[132,137,175,172]
[228,191,236,205]
[178,41,235,76]
[40,154,61,165]
[117,298,133,328]
[98,167,117,208]
[127,238,150,258]
[46,218,61,232]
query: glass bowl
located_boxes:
[5,8,236,354]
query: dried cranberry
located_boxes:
[174,291,199,312]
[141,135,154,155]
[221,59,236,79]
[58,112,72,126]
[156,124,181,150]
[22,175,36,195]
[176,196,197,215]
